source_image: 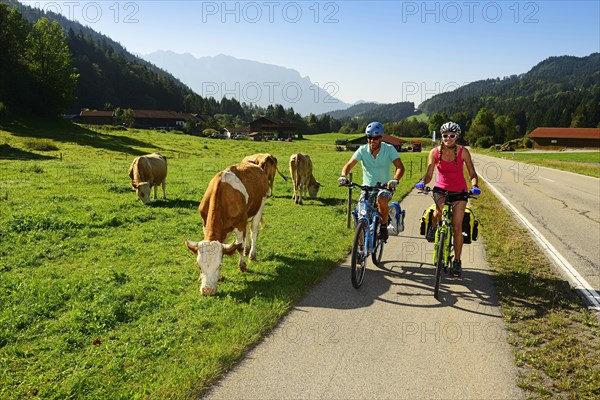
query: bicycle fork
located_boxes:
[432,224,452,266]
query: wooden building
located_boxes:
[131,110,202,130]
[79,110,114,125]
[249,117,296,139]
[528,127,600,150]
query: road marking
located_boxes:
[540,177,555,183]
[481,176,600,312]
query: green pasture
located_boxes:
[0,122,427,399]
[481,149,600,178]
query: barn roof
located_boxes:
[529,127,600,139]
[80,110,114,117]
[132,110,198,120]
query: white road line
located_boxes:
[481,176,600,312]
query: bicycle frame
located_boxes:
[433,202,453,268]
[353,188,381,255]
[344,182,389,288]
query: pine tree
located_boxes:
[24,17,78,116]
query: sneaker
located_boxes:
[378,225,388,241]
[451,259,462,277]
[426,226,436,242]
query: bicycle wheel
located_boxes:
[351,219,368,288]
[372,220,384,266]
[434,229,446,299]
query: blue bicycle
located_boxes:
[342,182,391,288]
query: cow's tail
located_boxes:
[276,166,288,182]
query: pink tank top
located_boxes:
[435,146,467,192]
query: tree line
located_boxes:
[1,4,77,117]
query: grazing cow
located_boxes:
[185,162,269,296]
[128,152,167,204]
[241,153,287,196]
[289,153,321,205]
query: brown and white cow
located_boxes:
[128,152,167,204]
[289,153,321,205]
[241,153,287,196]
[185,162,269,296]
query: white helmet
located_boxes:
[440,121,461,135]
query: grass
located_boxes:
[1,119,597,399]
[0,120,423,399]
[479,149,600,178]
[475,181,600,399]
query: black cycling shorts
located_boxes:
[432,187,469,204]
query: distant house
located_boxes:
[249,117,296,139]
[131,110,203,130]
[80,110,114,125]
[344,134,406,151]
[528,127,600,150]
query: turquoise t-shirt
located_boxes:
[353,142,400,186]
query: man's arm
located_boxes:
[392,157,405,180]
[341,158,358,177]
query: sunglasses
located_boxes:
[442,134,457,139]
[367,136,382,141]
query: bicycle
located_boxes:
[420,186,476,299]
[341,182,391,288]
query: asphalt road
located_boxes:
[471,154,600,299]
[200,190,524,399]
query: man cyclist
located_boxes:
[416,121,481,276]
[338,121,405,241]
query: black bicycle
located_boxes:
[342,182,391,288]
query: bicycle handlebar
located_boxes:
[339,182,391,191]
[418,186,478,197]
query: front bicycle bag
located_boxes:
[462,205,479,244]
[387,201,405,235]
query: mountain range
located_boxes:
[141,51,350,116]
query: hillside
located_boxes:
[4,0,209,114]
[324,101,417,123]
[324,102,382,119]
[419,53,600,131]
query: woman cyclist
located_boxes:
[416,121,481,276]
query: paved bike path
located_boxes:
[201,189,524,399]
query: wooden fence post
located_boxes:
[346,172,353,229]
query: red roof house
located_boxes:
[528,128,600,150]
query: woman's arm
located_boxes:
[422,148,437,185]
[462,147,478,187]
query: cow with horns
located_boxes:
[185,162,269,295]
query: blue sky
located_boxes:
[26,1,600,105]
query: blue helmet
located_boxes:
[365,121,384,136]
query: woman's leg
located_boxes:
[452,200,467,261]
[432,192,446,226]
